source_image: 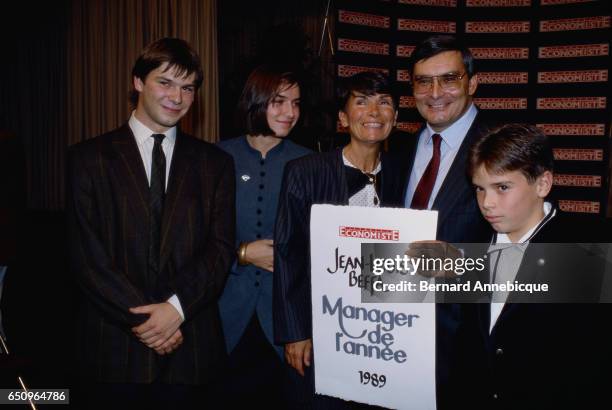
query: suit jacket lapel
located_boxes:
[477,301,492,343]
[432,112,486,227]
[506,246,545,304]
[492,249,532,326]
[401,127,422,198]
[332,148,350,204]
[109,124,150,237]
[159,132,194,270]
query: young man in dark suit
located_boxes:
[68,38,235,409]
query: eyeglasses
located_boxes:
[412,72,467,94]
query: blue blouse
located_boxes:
[217,136,311,356]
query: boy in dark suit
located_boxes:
[453,123,611,410]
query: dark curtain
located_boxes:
[0,0,219,211]
[0,1,70,210]
[217,0,337,151]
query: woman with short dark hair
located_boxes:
[273,71,408,408]
[216,64,311,407]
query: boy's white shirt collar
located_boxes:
[495,202,555,244]
[489,202,554,334]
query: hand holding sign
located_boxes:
[405,240,463,278]
[285,339,312,376]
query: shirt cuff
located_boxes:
[167,294,185,321]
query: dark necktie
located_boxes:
[149,133,166,277]
[411,133,442,210]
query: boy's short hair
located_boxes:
[130,38,203,107]
[236,64,301,137]
[468,123,554,183]
[336,71,398,111]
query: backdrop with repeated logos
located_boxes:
[334,0,611,216]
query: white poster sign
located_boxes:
[310,205,438,410]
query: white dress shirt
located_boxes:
[128,112,184,320]
[488,202,555,332]
[404,103,478,209]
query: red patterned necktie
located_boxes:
[411,133,442,210]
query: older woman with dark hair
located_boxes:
[217,64,311,407]
[273,71,408,407]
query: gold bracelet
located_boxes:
[238,242,249,265]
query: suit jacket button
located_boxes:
[496,348,503,356]
[537,258,545,266]
[493,393,499,399]
[254,281,260,287]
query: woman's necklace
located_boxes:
[343,148,381,205]
[343,148,380,176]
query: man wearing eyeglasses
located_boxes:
[404,34,490,242]
[401,35,492,409]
